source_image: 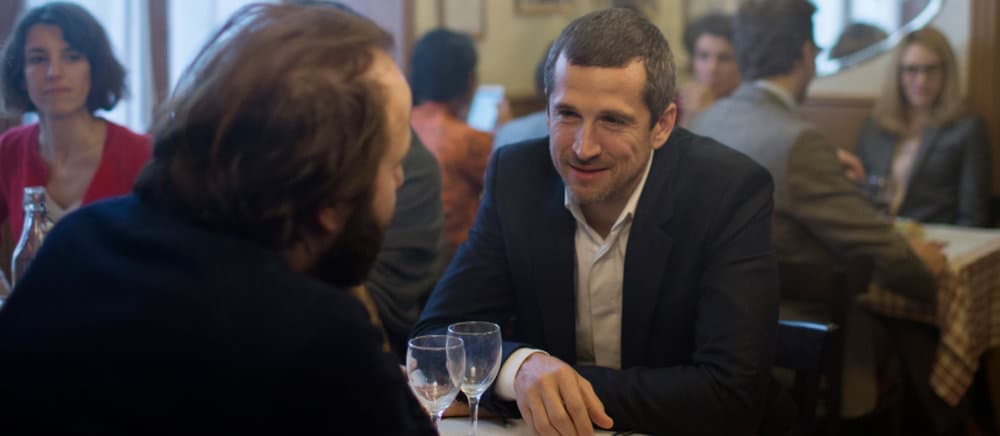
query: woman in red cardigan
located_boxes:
[0,3,151,252]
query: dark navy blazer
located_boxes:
[0,195,434,434]
[414,129,780,434]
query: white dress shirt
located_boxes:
[495,150,655,400]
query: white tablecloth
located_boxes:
[438,417,633,435]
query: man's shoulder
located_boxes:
[492,135,550,166]
[39,196,374,330]
[669,128,771,179]
[694,86,813,137]
[654,129,774,221]
[494,111,548,148]
[51,195,141,235]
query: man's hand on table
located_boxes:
[514,353,613,436]
[910,238,948,278]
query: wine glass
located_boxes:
[407,335,466,428]
[448,321,502,436]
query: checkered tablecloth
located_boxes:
[859,224,1000,406]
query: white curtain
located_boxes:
[24,0,278,133]
[167,0,277,90]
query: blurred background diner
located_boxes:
[677,11,740,126]
[0,2,150,294]
[2,0,1000,435]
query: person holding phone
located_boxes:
[409,28,508,258]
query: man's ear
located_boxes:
[798,41,818,68]
[316,207,345,237]
[651,102,678,150]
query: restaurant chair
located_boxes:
[775,319,839,435]
[778,258,874,435]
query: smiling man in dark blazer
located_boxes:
[413,8,780,435]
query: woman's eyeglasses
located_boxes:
[899,63,944,77]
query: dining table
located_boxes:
[438,417,643,435]
[858,223,1000,409]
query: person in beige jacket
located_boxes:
[692,0,958,433]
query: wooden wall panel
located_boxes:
[968,0,1000,428]
[969,0,1000,194]
[0,0,25,135]
[797,96,874,152]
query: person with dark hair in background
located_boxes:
[290,0,448,362]
[0,2,151,285]
[692,0,951,427]
[410,28,500,258]
[677,12,741,126]
[856,27,991,227]
[415,7,780,435]
[0,4,433,434]
[367,131,447,360]
[493,43,551,149]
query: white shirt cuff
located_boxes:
[495,348,548,401]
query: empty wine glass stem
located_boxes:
[469,395,481,436]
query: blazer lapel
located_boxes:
[620,135,678,368]
[532,171,578,363]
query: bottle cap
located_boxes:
[22,186,46,208]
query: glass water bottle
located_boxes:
[11,186,51,286]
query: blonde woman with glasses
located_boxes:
[856,26,991,227]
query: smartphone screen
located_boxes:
[466,84,505,132]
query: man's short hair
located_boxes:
[682,12,735,56]
[1,2,126,115]
[534,43,553,99]
[545,7,675,125]
[134,3,394,253]
[733,0,816,81]
[409,29,477,106]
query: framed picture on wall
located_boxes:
[515,0,573,15]
[439,0,485,38]
[683,0,739,22]
[593,0,657,18]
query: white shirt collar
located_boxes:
[754,80,797,110]
[563,148,655,236]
